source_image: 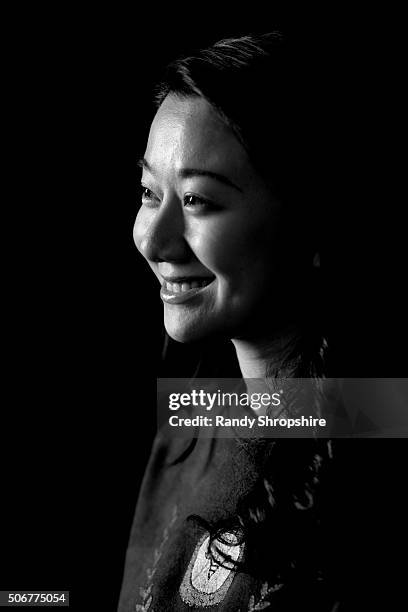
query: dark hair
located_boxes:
[157,34,335,599]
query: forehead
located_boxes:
[145,95,249,177]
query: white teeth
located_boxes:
[164,278,214,293]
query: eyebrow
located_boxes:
[137,157,243,192]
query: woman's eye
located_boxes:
[183,194,212,210]
[140,186,159,206]
[142,187,153,200]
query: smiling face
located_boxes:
[134,94,293,343]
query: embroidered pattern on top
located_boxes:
[135,504,178,612]
[179,530,244,607]
[245,581,283,611]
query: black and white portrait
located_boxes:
[1,11,407,612]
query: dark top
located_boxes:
[118,373,408,611]
[118,420,344,611]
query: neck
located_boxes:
[231,326,298,379]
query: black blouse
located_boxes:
[118,421,344,611]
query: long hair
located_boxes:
[156,33,335,594]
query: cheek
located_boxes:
[188,216,276,286]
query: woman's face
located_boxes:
[134,94,290,343]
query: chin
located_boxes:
[164,322,209,344]
[164,309,218,343]
[164,308,242,344]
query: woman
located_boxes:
[119,33,346,611]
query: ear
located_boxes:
[313,252,321,268]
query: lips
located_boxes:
[160,275,215,304]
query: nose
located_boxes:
[135,195,191,263]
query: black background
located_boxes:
[1,6,407,611]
